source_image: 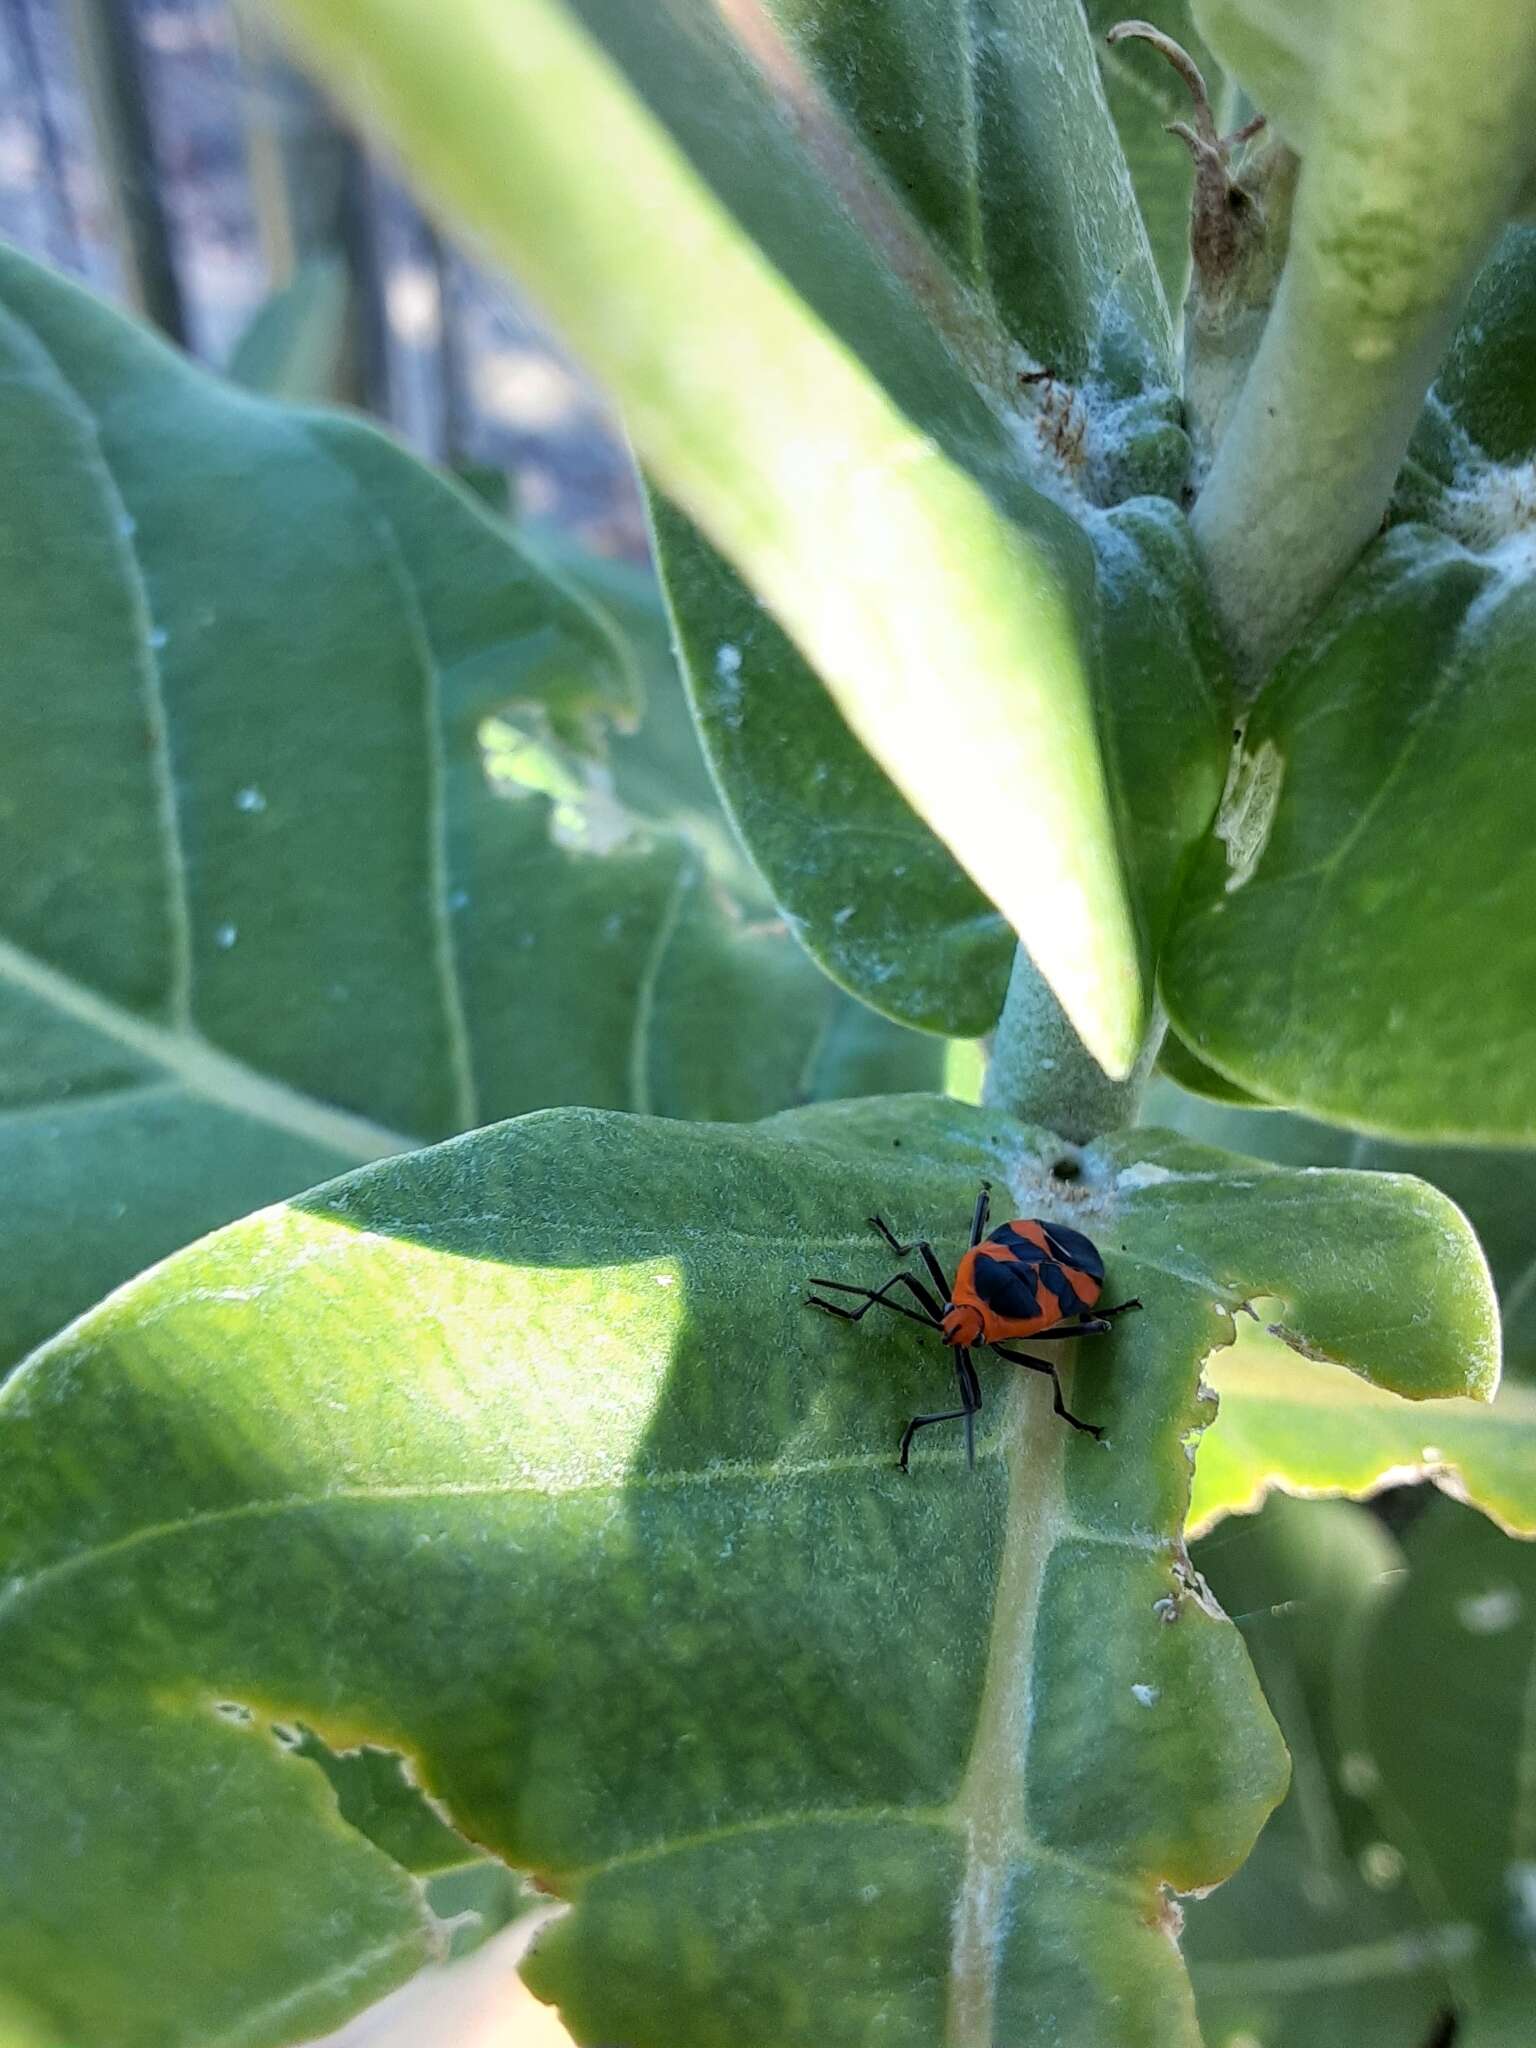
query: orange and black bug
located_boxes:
[805,1181,1141,1472]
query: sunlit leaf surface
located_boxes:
[0,1095,1499,2045]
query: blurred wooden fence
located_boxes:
[0,0,644,551]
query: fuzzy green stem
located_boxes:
[982,947,1163,1139]
[1192,0,1536,677]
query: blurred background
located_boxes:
[0,0,647,554]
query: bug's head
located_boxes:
[940,1303,984,1348]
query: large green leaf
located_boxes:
[1150,1083,1536,1533]
[269,0,1174,1076]
[0,243,937,1373]
[1161,518,1536,1142]
[1338,1497,1536,2037]
[0,1095,1497,2046]
[1184,1497,1459,2047]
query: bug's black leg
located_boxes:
[865,1217,952,1302]
[804,1270,945,1328]
[970,1180,992,1247]
[990,1345,1104,1439]
[897,1408,974,1472]
[898,1351,981,1473]
[957,1348,982,1469]
[1018,1300,1144,1343]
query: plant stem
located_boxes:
[982,946,1163,1139]
[1192,0,1536,677]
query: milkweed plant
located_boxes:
[2,3,1535,2046]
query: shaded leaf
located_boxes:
[0,1093,1497,2045]
[1157,1028,1270,1106]
[226,254,353,401]
[1425,225,1536,468]
[1185,1497,1458,2048]
[1339,1498,1536,2034]
[271,0,1162,1074]
[651,494,1013,1037]
[661,493,1226,1038]
[1161,523,1536,1143]
[0,244,936,1372]
[764,0,1173,382]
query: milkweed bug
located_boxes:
[805,1180,1141,1472]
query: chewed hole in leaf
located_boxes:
[482,708,640,854]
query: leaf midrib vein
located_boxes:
[0,932,416,1163]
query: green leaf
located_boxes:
[761,0,1173,382]
[2,1093,1497,2045]
[225,254,353,401]
[269,0,1161,1075]
[1149,1081,1536,1532]
[1427,225,1536,467]
[0,243,936,1373]
[1161,523,1536,1143]
[1157,1029,1270,1107]
[1184,1497,1459,2047]
[1338,1497,1536,2033]
[661,493,1227,1039]
[1192,1320,1535,1539]
[651,495,1013,1037]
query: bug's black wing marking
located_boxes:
[968,1253,1043,1322]
[1036,1259,1091,1318]
[1040,1222,1105,1286]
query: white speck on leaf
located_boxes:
[1458,1586,1521,1634]
[1117,1162,1174,1192]
[1131,1683,1159,1708]
[715,643,742,678]
[235,786,266,814]
[1339,1751,1380,1796]
[1509,1862,1536,1938]
[214,923,238,950]
[148,627,168,650]
[1360,1842,1405,1889]
[833,905,855,927]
